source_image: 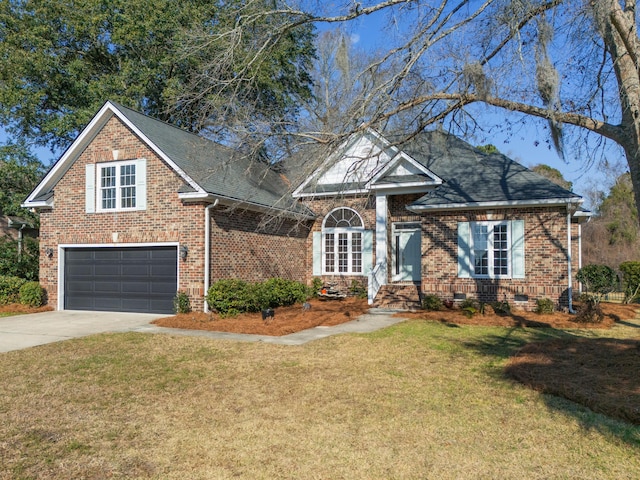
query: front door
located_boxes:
[392,223,421,282]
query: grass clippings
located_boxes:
[152,297,369,336]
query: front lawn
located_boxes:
[0,320,638,479]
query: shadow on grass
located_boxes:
[459,326,640,446]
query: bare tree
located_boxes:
[173,0,640,224]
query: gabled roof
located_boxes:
[398,131,582,211]
[293,129,441,197]
[24,101,314,218]
[293,128,582,211]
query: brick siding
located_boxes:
[40,116,310,311]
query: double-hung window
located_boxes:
[99,162,136,210]
[472,222,509,277]
[458,220,525,279]
[322,208,364,275]
[86,159,146,213]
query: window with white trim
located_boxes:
[322,207,364,274]
[471,221,510,277]
[98,161,137,211]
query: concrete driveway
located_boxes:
[0,310,165,353]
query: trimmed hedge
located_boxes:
[620,261,640,303]
[0,275,27,305]
[19,281,45,307]
[206,278,310,317]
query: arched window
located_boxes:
[322,207,364,274]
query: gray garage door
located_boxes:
[64,246,177,314]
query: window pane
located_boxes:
[121,186,136,208]
[120,164,136,208]
[473,225,489,275]
[493,225,509,275]
[324,233,335,273]
[338,233,348,273]
[351,232,362,273]
[101,166,116,209]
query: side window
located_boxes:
[458,220,524,279]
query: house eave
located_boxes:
[293,188,369,198]
[406,197,583,213]
[182,191,316,220]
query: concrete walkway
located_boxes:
[0,309,407,353]
[136,309,407,346]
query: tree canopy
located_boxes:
[0,143,44,223]
[0,0,315,152]
[183,0,640,224]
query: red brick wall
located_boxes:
[39,116,311,311]
[300,194,579,310]
[208,207,309,283]
[419,206,579,310]
[300,195,375,291]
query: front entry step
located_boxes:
[373,284,422,310]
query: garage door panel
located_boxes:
[64,246,177,314]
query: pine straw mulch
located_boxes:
[506,337,640,425]
[396,301,639,329]
[405,302,640,424]
[0,304,53,314]
[152,297,370,336]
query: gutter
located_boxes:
[204,199,219,312]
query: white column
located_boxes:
[375,194,387,283]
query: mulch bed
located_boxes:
[0,304,53,314]
[396,302,638,329]
[152,297,370,336]
[506,337,640,425]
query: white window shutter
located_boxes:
[511,220,525,278]
[85,164,95,213]
[312,232,322,276]
[362,230,373,275]
[457,222,472,278]
[136,159,147,209]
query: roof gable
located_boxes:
[24,101,313,217]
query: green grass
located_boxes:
[0,320,638,479]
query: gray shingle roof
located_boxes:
[396,131,580,208]
[111,102,313,217]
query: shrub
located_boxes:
[574,294,604,323]
[19,281,44,307]
[491,300,511,316]
[206,278,310,316]
[173,291,192,314]
[576,265,617,305]
[349,279,367,299]
[311,277,323,297]
[206,279,255,316]
[459,298,480,317]
[254,278,309,309]
[422,294,443,311]
[619,261,640,303]
[535,298,555,314]
[0,275,27,305]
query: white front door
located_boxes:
[392,223,421,282]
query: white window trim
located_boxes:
[470,220,511,279]
[95,160,144,212]
[322,227,364,275]
[321,207,365,275]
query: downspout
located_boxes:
[204,200,219,312]
[567,205,576,314]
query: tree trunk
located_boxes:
[600,0,640,220]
